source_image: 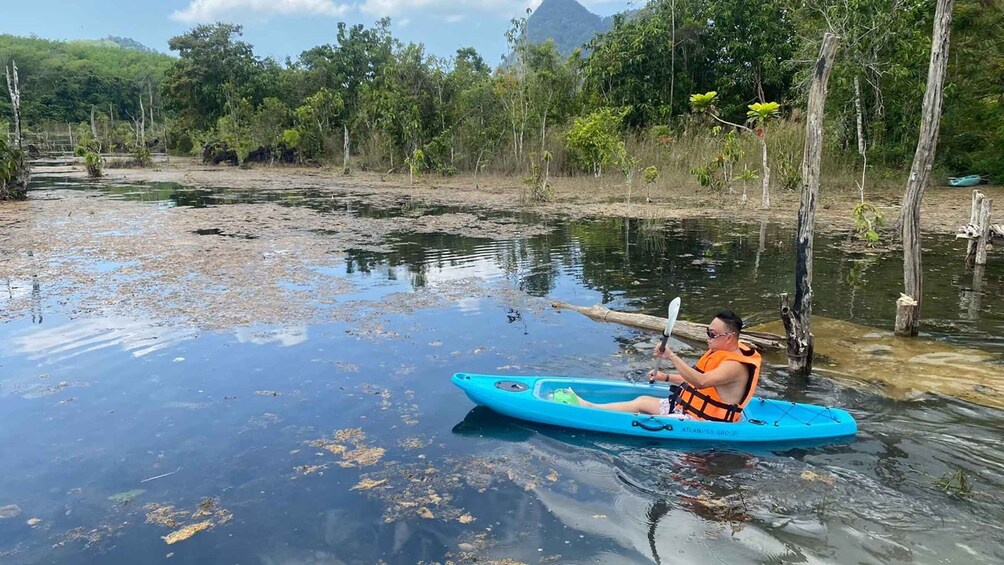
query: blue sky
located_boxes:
[0,0,633,65]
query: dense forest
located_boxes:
[1,0,1002,185]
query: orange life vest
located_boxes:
[671,343,761,422]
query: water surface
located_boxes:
[1,176,1002,564]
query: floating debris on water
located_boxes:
[107,489,146,504]
[352,478,388,491]
[398,436,430,450]
[800,471,836,486]
[294,464,327,476]
[0,504,23,519]
[306,428,385,468]
[162,521,212,545]
[144,498,232,544]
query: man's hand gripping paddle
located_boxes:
[650,297,681,383]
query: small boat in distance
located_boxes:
[949,174,987,187]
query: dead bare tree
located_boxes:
[2,59,30,200]
[781,33,840,376]
[5,60,22,148]
[895,0,954,336]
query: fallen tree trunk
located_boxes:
[550,301,786,351]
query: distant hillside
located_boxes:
[526,0,614,56]
[0,34,174,125]
[72,36,161,54]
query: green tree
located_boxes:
[691,0,795,118]
[564,106,628,176]
[163,24,265,132]
[0,137,29,200]
[583,3,689,128]
[298,19,394,172]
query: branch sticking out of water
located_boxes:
[141,467,182,483]
[933,469,973,497]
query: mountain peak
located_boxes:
[526,0,610,56]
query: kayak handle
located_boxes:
[632,419,673,432]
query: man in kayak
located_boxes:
[553,311,762,422]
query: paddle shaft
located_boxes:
[652,333,670,382]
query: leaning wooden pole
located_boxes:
[781,33,840,376]
[896,0,954,336]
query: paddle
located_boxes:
[650,297,681,384]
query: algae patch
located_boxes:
[144,497,232,544]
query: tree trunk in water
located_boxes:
[783,32,840,376]
[5,60,22,149]
[896,0,954,337]
[854,76,867,203]
[67,123,73,150]
[759,139,770,209]
[343,124,350,174]
[975,196,992,265]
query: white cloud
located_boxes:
[444,14,464,24]
[171,0,352,24]
[360,0,540,18]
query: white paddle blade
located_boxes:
[664,297,681,337]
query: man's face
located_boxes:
[705,317,735,350]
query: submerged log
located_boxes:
[549,301,786,351]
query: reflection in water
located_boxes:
[11,317,198,361]
[963,264,985,321]
[233,326,308,347]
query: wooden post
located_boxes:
[975,196,992,265]
[895,0,954,337]
[782,32,840,376]
[966,190,983,261]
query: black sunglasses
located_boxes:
[706,328,735,339]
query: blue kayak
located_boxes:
[452,373,857,444]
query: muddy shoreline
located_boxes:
[45,157,1002,235]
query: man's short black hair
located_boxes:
[716,310,743,335]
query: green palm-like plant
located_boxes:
[689,91,718,113]
[746,102,781,124]
[688,91,780,209]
